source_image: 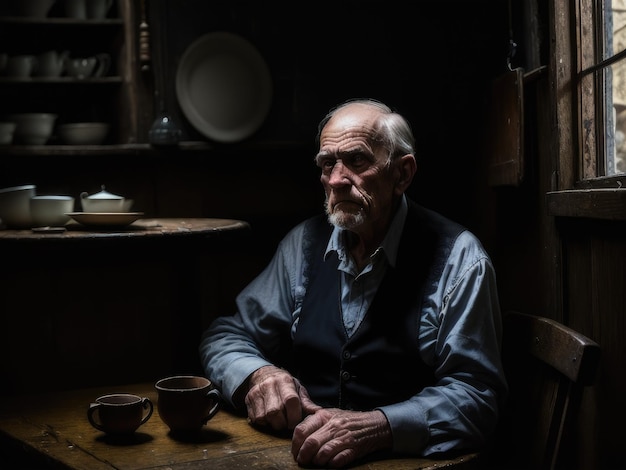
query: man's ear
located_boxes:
[395,154,417,193]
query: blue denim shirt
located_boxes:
[200,195,507,456]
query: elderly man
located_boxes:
[200,98,507,468]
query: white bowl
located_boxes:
[30,195,75,227]
[0,185,37,228]
[10,113,57,145]
[58,122,110,145]
[0,122,16,145]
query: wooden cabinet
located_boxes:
[0,0,151,153]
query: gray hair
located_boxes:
[315,98,416,162]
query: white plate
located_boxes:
[175,32,272,143]
[66,212,144,227]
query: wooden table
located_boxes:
[0,383,479,469]
[0,217,250,241]
[0,218,253,396]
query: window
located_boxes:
[578,0,626,176]
[546,0,626,220]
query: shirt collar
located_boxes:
[325,194,408,268]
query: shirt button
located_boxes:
[341,370,351,382]
[342,350,351,360]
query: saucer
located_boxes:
[65,212,144,227]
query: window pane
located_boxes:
[603,1,626,174]
[612,0,626,58]
[610,57,626,173]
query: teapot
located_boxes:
[35,50,69,78]
[80,185,131,213]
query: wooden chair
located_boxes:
[487,311,601,470]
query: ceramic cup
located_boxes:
[0,184,36,229]
[86,0,113,19]
[63,0,86,19]
[155,376,221,433]
[6,55,37,78]
[35,50,69,78]
[30,195,74,227]
[65,53,110,79]
[87,393,153,435]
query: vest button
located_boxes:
[342,350,351,360]
[341,370,351,382]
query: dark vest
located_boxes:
[291,200,465,410]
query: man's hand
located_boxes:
[244,365,321,430]
[291,408,392,468]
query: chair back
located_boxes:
[492,311,600,470]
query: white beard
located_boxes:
[326,205,365,230]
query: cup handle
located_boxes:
[140,397,154,425]
[93,53,111,78]
[202,389,221,424]
[87,402,105,431]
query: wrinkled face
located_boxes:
[315,104,402,234]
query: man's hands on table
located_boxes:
[243,365,393,468]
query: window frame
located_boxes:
[546,0,626,220]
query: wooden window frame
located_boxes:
[546,0,626,220]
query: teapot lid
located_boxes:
[82,185,124,200]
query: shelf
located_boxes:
[0,16,123,25]
[0,140,311,156]
[0,77,123,84]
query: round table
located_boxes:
[0,218,252,394]
[0,218,250,241]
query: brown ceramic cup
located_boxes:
[87,393,153,435]
[155,375,221,433]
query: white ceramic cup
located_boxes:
[30,195,75,227]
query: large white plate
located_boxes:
[66,212,144,227]
[175,32,273,143]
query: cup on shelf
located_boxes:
[86,0,113,19]
[30,195,75,227]
[9,113,57,145]
[6,55,37,79]
[64,53,110,79]
[63,0,86,19]
[35,50,69,78]
[0,184,37,229]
